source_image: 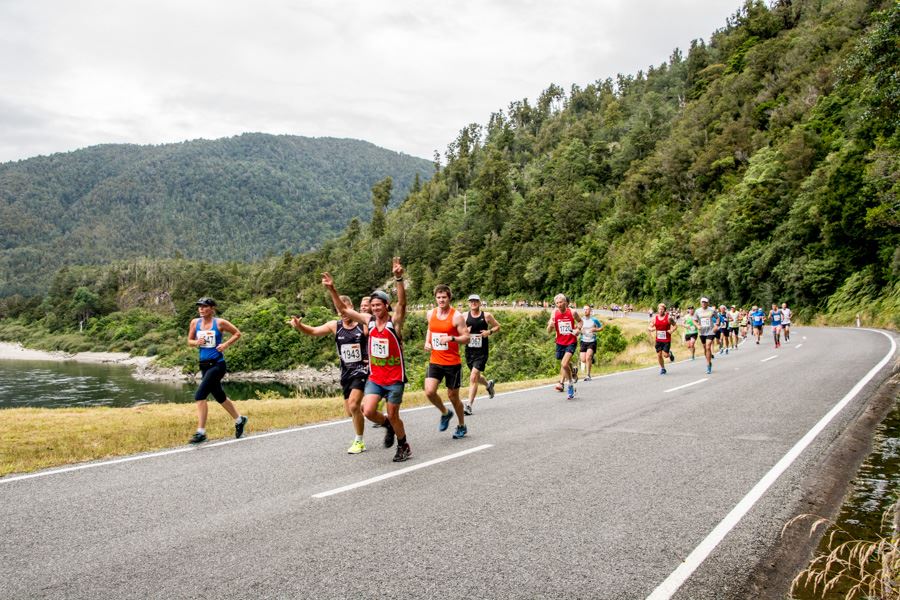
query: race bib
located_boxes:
[700,318,711,328]
[557,320,573,335]
[340,343,362,363]
[198,330,216,349]
[656,330,668,340]
[431,332,449,351]
[469,334,482,349]
[371,338,389,359]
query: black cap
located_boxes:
[195,297,217,307]
[370,290,392,311]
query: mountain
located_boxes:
[0,134,432,296]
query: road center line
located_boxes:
[664,379,708,393]
[645,328,896,600]
[312,444,493,498]
[761,355,778,362]
[796,344,803,349]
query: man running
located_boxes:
[739,308,749,340]
[750,305,766,344]
[728,305,740,350]
[579,305,603,381]
[424,285,471,439]
[548,294,582,399]
[695,297,716,374]
[781,302,792,342]
[187,298,247,444]
[649,303,677,375]
[291,294,369,455]
[462,294,500,416]
[323,258,412,462]
[769,303,784,348]
[682,306,699,360]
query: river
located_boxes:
[0,359,335,408]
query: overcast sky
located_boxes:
[0,0,740,163]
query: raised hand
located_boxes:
[321,272,334,288]
[392,257,404,279]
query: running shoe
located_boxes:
[463,402,473,416]
[189,432,207,444]
[439,409,454,432]
[585,376,592,382]
[567,384,575,399]
[452,425,468,439]
[487,379,496,399]
[660,368,667,375]
[725,348,729,355]
[669,351,675,362]
[706,364,712,375]
[392,442,411,462]
[347,439,366,454]
[383,420,395,448]
[235,415,248,439]
[554,383,564,392]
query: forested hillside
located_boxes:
[0,134,431,296]
[1,0,897,364]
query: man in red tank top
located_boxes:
[648,303,677,375]
[547,293,582,399]
[424,284,471,439]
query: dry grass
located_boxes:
[0,317,690,477]
[784,502,900,599]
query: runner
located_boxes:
[682,306,699,360]
[695,297,716,374]
[769,303,784,348]
[323,258,412,462]
[716,305,730,355]
[649,303,677,375]
[750,305,766,344]
[424,284,471,439]
[187,298,247,444]
[290,294,369,455]
[547,294,582,399]
[462,294,501,416]
[728,305,740,350]
[578,305,603,381]
[739,308,749,340]
[781,302,792,342]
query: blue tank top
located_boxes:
[195,318,224,362]
[771,310,783,325]
[751,310,765,325]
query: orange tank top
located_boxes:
[428,307,461,366]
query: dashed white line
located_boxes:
[761,355,778,363]
[312,444,493,498]
[664,379,708,393]
[795,344,803,349]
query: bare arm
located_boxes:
[439,312,470,345]
[484,312,501,337]
[187,318,201,347]
[391,257,407,329]
[291,317,337,337]
[215,318,242,352]
[322,272,370,326]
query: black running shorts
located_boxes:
[426,363,462,389]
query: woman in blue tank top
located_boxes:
[187,297,247,444]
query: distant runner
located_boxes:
[424,285,471,439]
[649,303,677,375]
[682,306,699,360]
[728,305,740,350]
[548,294,582,399]
[462,294,501,416]
[750,305,766,344]
[187,297,247,444]
[781,302,792,342]
[695,297,716,375]
[769,303,784,348]
[579,305,603,381]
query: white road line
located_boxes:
[761,355,778,362]
[664,379,708,393]
[312,444,493,498]
[645,328,896,600]
[796,344,803,349]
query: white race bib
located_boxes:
[656,330,668,340]
[557,320,573,335]
[340,343,362,363]
[431,332,449,351]
[469,334,482,348]
[700,318,712,328]
[198,330,216,349]
[371,338,389,359]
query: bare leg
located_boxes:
[346,389,364,436]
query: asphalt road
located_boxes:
[1,326,896,600]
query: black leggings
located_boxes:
[195,360,227,403]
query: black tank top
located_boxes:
[465,311,489,354]
[335,320,369,379]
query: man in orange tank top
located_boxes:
[424,284,471,439]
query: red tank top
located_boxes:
[553,308,577,345]
[428,307,461,366]
[653,314,672,343]
[367,319,406,385]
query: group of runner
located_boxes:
[185,270,793,461]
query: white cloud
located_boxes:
[0,0,739,163]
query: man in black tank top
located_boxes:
[463,295,501,415]
[290,294,370,455]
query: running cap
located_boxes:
[700,297,709,303]
[195,297,217,307]
[370,290,392,311]
[468,294,481,302]
[730,304,736,308]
